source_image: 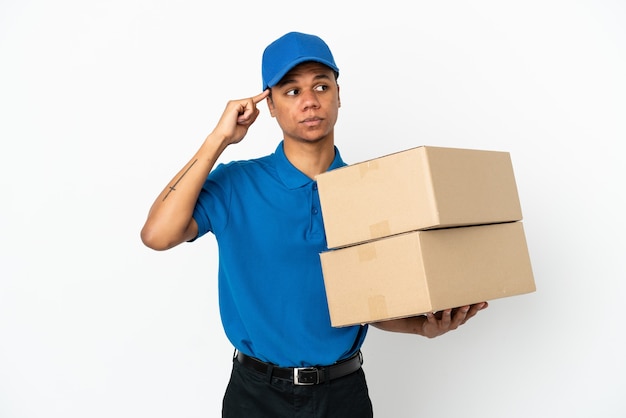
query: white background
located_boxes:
[1,1,625,417]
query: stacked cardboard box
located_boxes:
[316,146,535,327]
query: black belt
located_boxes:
[235,351,363,385]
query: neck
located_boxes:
[283,137,336,179]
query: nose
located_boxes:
[301,89,320,110]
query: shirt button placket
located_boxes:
[309,182,323,239]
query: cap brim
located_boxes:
[264,57,339,90]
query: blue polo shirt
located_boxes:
[192,141,367,367]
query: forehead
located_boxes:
[281,61,335,82]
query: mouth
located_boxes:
[301,117,323,127]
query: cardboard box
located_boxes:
[320,222,535,327]
[316,146,523,249]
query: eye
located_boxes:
[286,88,300,96]
[314,84,328,92]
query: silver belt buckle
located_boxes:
[293,367,319,385]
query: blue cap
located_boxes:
[261,32,339,90]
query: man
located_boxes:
[141,31,487,418]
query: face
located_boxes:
[267,61,341,145]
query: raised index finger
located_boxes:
[252,89,270,104]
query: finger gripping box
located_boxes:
[315,146,523,249]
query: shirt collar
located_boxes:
[273,141,346,189]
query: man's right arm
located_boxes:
[140,90,270,251]
[140,138,227,250]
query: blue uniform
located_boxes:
[192,141,368,367]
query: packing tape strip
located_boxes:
[369,221,390,239]
[368,295,388,319]
[358,160,380,178]
[357,243,377,262]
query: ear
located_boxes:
[266,95,276,117]
[337,84,341,108]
